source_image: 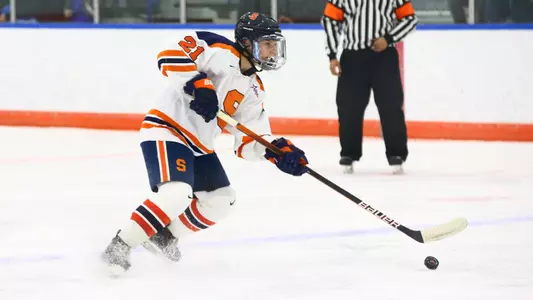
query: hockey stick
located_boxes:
[217,111,467,243]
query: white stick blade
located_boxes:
[216,111,238,127]
[421,218,468,243]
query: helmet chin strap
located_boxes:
[236,41,261,76]
[243,65,259,76]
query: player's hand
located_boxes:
[329,59,341,76]
[190,88,218,122]
[265,138,308,176]
[371,37,388,52]
[184,73,219,123]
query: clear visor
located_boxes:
[251,34,287,71]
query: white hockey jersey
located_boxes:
[140,31,273,161]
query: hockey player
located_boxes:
[101,12,309,275]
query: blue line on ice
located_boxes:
[187,215,533,248]
[1,215,532,264]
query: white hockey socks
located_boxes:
[168,186,237,237]
[118,182,193,248]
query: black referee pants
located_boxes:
[336,46,408,164]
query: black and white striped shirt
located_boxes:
[321,0,418,59]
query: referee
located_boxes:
[321,0,418,174]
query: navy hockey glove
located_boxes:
[264,138,309,176]
[184,73,219,123]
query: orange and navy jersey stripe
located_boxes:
[178,196,216,232]
[157,49,197,76]
[131,198,172,237]
[141,109,214,155]
[195,31,240,59]
[156,141,171,182]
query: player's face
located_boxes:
[258,39,278,60]
[251,35,287,71]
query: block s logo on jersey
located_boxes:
[176,158,187,172]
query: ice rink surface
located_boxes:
[0,127,532,300]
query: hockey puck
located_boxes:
[424,256,439,270]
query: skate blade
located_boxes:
[342,165,353,174]
[391,165,404,175]
[104,263,128,278]
[141,241,159,255]
[142,242,181,263]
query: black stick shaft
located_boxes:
[227,116,424,243]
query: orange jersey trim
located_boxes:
[255,75,265,91]
[161,64,197,77]
[141,123,190,147]
[157,49,187,59]
[210,43,241,58]
[395,2,415,19]
[148,109,214,154]
[324,2,344,21]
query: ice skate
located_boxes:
[388,156,404,175]
[339,156,354,174]
[101,231,132,277]
[142,227,181,262]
